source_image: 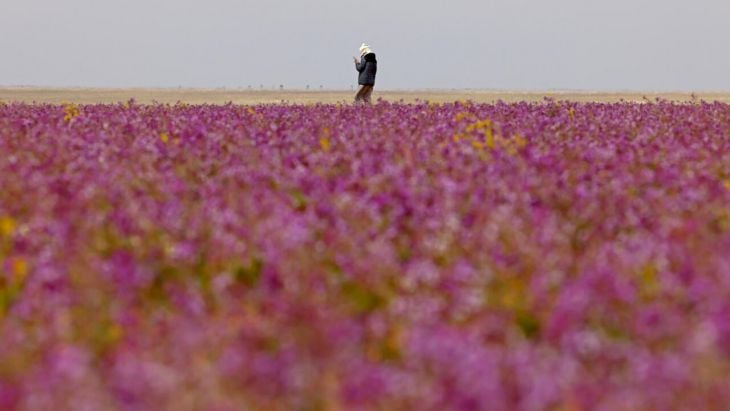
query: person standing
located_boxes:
[353,43,377,104]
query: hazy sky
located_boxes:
[2,0,729,90]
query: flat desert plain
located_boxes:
[3,87,730,104]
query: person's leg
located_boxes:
[354,86,367,103]
[363,86,374,104]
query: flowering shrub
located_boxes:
[0,100,729,410]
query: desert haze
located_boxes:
[3,87,730,104]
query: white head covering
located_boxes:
[359,43,374,56]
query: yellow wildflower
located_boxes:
[160,132,169,144]
[0,216,16,237]
[106,323,124,342]
[319,137,331,151]
[486,275,527,311]
[63,103,80,122]
[319,127,331,151]
[513,134,527,148]
[382,324,403,360]
[484,128,495,149]
[12,258,28,284]
[638,263,660,300]
[453,112,472,122]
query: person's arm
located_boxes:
[355,57,365,72]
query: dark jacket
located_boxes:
[356,53,377,86]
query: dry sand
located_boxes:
[2,87,730,105]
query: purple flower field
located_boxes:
[0,100,729,410]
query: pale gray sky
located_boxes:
[1,0,729,90]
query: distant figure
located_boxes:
[353,43,377,104]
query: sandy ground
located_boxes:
[2,87,730,105]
